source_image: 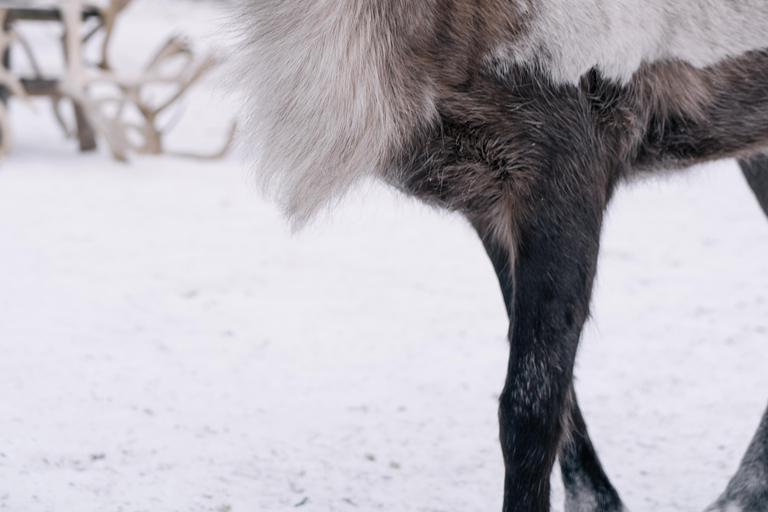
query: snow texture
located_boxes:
[1,2,768,512]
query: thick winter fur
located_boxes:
[235,0,768,226]
[234,1,768,511]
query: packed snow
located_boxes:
[1,2,767,511]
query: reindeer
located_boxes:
[232,2,768,511]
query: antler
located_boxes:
[2,0,233,160]
[65,0,232,159]
[86,0,131,70]
[0,7,31,156]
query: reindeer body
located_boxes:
[234,1,768,511]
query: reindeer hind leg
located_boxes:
[738,154,768,218]
[705,404,768,512]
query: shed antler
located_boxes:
[66,0,233,159]
[0,7,31,156]
[6,0,233,160]
[86,35,234,158]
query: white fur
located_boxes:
[233,0,435,227]
[504,0,768,84]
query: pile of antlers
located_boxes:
[0,0,234,160]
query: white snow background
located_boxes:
[1,1,768,511]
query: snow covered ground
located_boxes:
[1,2,768,511]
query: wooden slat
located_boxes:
[20,77,59,95]
[5,7,101,24]
[73,101,96,151]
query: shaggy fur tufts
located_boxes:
[234,0,768,226]
[232,0,437,227]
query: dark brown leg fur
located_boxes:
[475,224,625,512]
[473,184,606,512]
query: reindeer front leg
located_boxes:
[475,184,607,512]
[475,220,625,512]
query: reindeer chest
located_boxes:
[391,69,632,220]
